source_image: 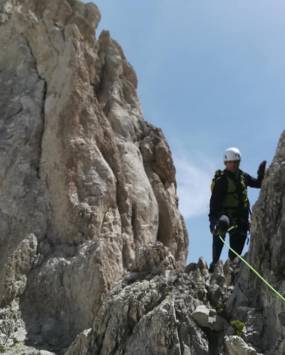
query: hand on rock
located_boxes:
[257,160,267,178]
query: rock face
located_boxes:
[64,258,261,355]
[0,0,187,351]
[67,261,232,355]
[228,130,285,355]
[224,336,260,355]
[1,0,285,354]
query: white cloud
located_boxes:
[174,154,217,219]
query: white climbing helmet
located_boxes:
[224,147,241,162]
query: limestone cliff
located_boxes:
[0,0,187,352]
[1,0,285,355]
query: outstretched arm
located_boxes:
[244,160,266,188]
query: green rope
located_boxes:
[218,230,285,305]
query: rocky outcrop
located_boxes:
[225,336,261,355]
[64,258,262,355]
[1,0,285,354]
[228,130,285,355]
[0,0,187,352]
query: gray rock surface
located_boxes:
[225,336,260,355]
[0,0,285,354]
[0,0,187,352]
[65,329,91,355]
[64,260,259,355]
[83,269,220,355]
[228,130,285,355]
[192,305,225,332]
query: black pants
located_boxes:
[212,227,247,264]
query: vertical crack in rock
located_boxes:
[174,306,184,355]
[22,35,48,180]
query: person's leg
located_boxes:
[229,227,247,260]
[210,234,225,271]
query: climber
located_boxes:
[208,147,266,273]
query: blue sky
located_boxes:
[86,0,284,264]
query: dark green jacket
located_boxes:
[209,169,263,227]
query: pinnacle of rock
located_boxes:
[0,1,284,354]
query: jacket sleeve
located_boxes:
[209,176,227,222]
[243,172,263,188]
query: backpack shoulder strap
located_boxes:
[211,169,225,192]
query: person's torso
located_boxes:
[221,169,249,216]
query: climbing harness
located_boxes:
[218,226,285,305]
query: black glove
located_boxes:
[257,160,267,179]
[210,219,217,235]
[210,215,230,236]
[216,215,230,236]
